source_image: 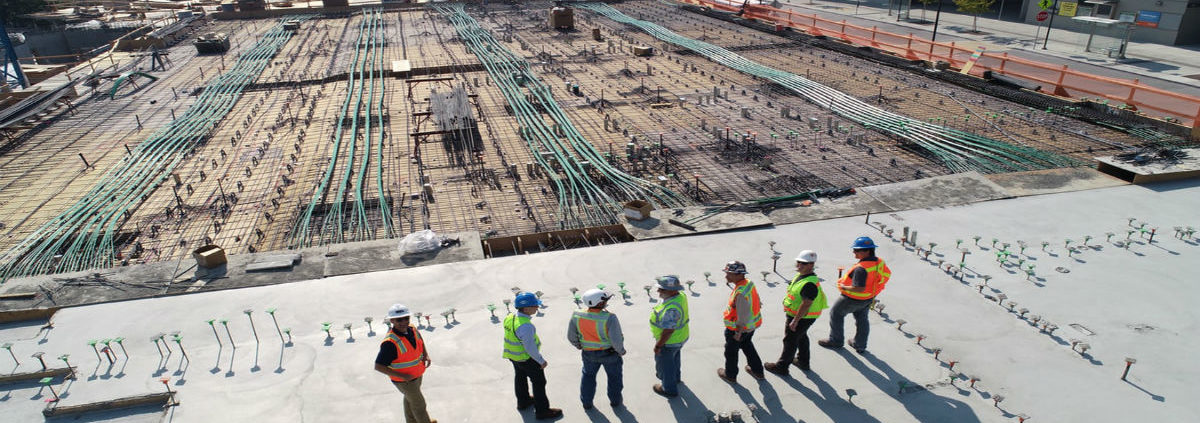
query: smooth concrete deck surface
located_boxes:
[2,180,1198,422]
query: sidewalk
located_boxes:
[772,0,1200,98]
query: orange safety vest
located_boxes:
[573,310,612,351]
[723,280,762,330]
[383,326,426,382]
[838,258,891,300]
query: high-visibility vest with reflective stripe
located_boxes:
[783,274,829,318]
[502,314,540,361]
[573,310,612,351]
[838,258,891,300]
[650,294,689,345]
[383,327,426,382]
[723,280,763,330]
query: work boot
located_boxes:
[516,401,534,411]
[817,339,843,349]
[652,384,678,397]
[849,339,867,354]
[745,365,765,380]
[763,362,789,376]
[792,358,811,371]
[717,368,737,383]
[535,408,563,420]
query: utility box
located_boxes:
[283,20,301,31]
[623,200,654,221]
[592,28,602,41]
[549,6,574,30]
[633,46,653,57]
[194,32,230,54]
[193,245,228,268]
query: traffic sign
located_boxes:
[1037,10,1049,21]
[1039,0,1052,10]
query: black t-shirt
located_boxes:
[375,328,417,366]
[799,275,818,300]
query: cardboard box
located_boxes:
[193,245,227,268]
[623,200,654,221]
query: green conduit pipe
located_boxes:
[579,3,1080,174]
[435,4,690,229]
[0,16,314,281]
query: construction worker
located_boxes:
[374,304,437,423]
[718,261,764,382]
[820,237,891,354]
[765,250,828,376]
[649,275,689,397]
[503,292,563,420]
[567,289,626,409]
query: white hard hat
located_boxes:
[795,250,817,263]
[386,304,412,319]
[582,289,612,307]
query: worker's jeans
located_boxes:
[777,315,817,369]
[723,329,764,379]
[827,296,873,349]
[392,377,433,423]
[580,349,623,406]
[654,344,683,395]
[511,359,551,413]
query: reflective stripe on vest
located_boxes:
[384,327,425,381]
[574,310,611,351]
[838,258,891,300]
[783,274,829,318]
[502,314,540,361]
[650,294,689,345]
[723,280,763,330]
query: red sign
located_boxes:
[1037,11,1049,21]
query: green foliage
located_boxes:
[953,0,996,15]
[3,0,49,26]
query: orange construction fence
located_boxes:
[678,0,1200,131]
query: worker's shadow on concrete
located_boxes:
[728,381,765,419]
[777,371,883,422]
[843,350,983,422]
[666,384,711,422]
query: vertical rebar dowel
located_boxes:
[220,320,233,346]
[87,340,100,360]
[173,335,188,361]
[2,343,18,364]
[268,308,284,342]
[1121,357,1136,380]
[32,352,47,370]
[151,336,164,358]
[79,153,90,168]
[114,337,127,358]
[207,319,222,346]
[244,309,260,344]
[58,355,74,379]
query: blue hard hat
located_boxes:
[514,292,542,308]
[852,236,877,249]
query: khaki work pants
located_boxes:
[392,377,432,423]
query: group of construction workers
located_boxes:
[373,235,891,422]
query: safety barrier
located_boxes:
[680,0,1200,130]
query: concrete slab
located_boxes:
[1095,148,1200,184]
[0,232,484,312]
[857,172,1012,211]
[245,254,302,272]
[985,167,1128,197]
[623,206,773,240]
[1,181,1196,422]
[764,191,893,225]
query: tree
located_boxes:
[917,0,938,21]
[953,0,996,32]
[2,0,49,26]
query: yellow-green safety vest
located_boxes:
[502,314,540,361]
[783,274,828,319]
[650,294,689,345]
